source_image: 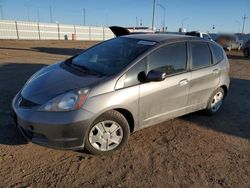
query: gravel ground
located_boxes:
[0,40,249,188]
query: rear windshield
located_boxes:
[71,37,156,76]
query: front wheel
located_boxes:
[84,110,130,155]
[205,88,225,115]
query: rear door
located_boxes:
[187,41,220,110]
[139,42,191,128]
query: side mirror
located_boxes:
[146,69,167,82]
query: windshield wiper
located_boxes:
[64,54,105,76]
[74,64,105,76]
[65,58,104,76]
[65,54,79,64]
[72,63,90,72]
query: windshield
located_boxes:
[71,37,156,76]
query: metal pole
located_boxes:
[82,8,86,25]
[181,17,189,31]
[37,23,41,40]
[152,0,156,31]
[74,25,76,34]
[0,5,3,19]
[235,20,241,33]
[242,14,248,34]
[105,13,109,27]
[37,8,40,22]
[163,8,165,31]
[49,6,53,23]
[89,26,91,40]
[103,27,105,40]
[157,4,165,32]
[57,23,60,40]
[212,25,215,34]
[136,17,138,28]
[25,4,30,21]
[15,21,19,39]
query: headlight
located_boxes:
[38,88,90,112]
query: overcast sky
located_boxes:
[0,0,249,33]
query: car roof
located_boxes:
[122,33,198,43]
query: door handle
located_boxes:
[179,79,188,86]
[213,69,219,74]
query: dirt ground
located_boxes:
[0,40,249,188]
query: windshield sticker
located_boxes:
[137,40,156,46]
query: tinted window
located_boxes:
[186,32,200,37]
[148,42,187,75]
[203,34,211,40]
[210,43,224,63]
[124,59,146,87]
[191,42,211,69]
[71,38,155,76]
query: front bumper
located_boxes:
[11,95,95,150]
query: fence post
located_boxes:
[73,25,76,40]
[57,23,60,40]
[89,26,91,41]
[74,25,76,34]
[103,27,105,41]
[15,21,19,40]
[37,23,41,40]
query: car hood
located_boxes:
[21,62,106,104]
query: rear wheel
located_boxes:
[205,88,225,115]
[84,110,130,155]
[243,49,249,57]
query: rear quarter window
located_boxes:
[210,43,224,63]
[191,42,212,69]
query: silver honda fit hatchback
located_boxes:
[12,34,230,154]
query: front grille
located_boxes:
[18,96,39,108]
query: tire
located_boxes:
[243,49,249,58]
[205,87,225,115]
[84,110,130,155]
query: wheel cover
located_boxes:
[89,120,123,151]
[211,91,224,112]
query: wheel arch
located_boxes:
[220,85,228,96]
[90,107,136,133]
[113,108,135,133]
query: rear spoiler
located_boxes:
[109,26,130,37]
[109,26,154,37]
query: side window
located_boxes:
[148,42,187,75]
[203,34,210,40]
[191,42,212,69]
[210,43,224,64]
[124,59,146,87]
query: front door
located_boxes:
[139,42,191,128]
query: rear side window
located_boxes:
[191,42,211,69]
[210,43,224,63]
[148,42,187,75]
[203,34,211,40]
